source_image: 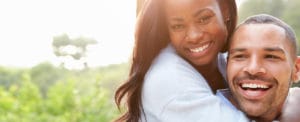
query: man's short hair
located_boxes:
[233,14,298,58]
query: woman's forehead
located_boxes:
[164,0,219,9]
[164,0,221,17]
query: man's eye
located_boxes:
[265,55,280,60]
[231,54,246,61]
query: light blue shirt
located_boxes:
[141,44,249,122]
[216,89,239,111]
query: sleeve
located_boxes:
[160,88,249,122]
[145,65,248,122]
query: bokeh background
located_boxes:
[0,0,299,121]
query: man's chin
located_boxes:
[240,102,267,117]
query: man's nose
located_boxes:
[185,26,204,43]
[243,56,266,75]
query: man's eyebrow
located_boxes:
[229,47,285,54]
[264,47,285,54]
[229,48,246,54]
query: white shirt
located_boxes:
[141,45,248,122]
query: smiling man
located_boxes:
[226,14,300,122]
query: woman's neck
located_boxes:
[194,59,226,93]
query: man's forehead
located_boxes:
[231,24,287,46]
[235,23,285,37]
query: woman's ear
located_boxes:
[292,56,300,83]
[218,0,230,24]
[218,0,230,53]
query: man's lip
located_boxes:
[237,80,273,100]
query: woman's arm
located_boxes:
[142,46,248,122]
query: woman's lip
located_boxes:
[185,41,213,57]
[187,41,212,51]
[189,43,210,53]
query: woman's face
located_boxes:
[165,0,228,66]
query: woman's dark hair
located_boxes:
[219,0,238,52]
[114,0,237,121]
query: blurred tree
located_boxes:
[281,0,300,50]
[30,62,66,96]
[0,66,24,89]
[238,0,285,22]
[0,62,127,121]
[16,73,43,115]
[52,34,70,58]
[52,34,97,69]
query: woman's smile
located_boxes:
[189,42,211,53]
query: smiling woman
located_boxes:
[114,0,250,122]
[0,0,136,68]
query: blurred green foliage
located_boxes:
[0,62,129,122]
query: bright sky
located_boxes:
[0,0,243,69]
[0,0,136,68]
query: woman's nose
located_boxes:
[185,26,204,43]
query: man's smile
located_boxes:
[237,79,274,100]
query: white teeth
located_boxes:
[241,83,269,89]
[190,44,209,53]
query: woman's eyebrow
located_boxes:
[193,8,211,17]
[169,17,184,22]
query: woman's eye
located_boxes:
[198,15,212,24]
[171,24,184,30]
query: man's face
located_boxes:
[227,24,297,119]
